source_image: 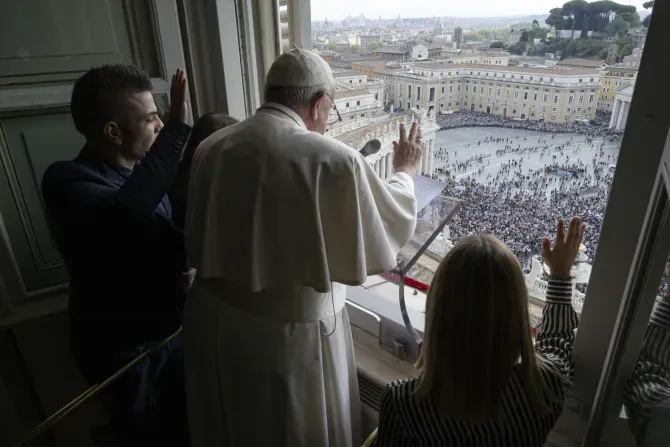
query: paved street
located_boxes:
[434,127,620,195]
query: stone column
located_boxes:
[616,101,628,130]
[620,101,631,130]
[422,142,428,174]
[609,99,621,129]
[386,153,393,178]
[428,139,435,176]
[380,155,387,180]
[418,150,423,175]
[426,140,433,176]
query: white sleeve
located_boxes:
[357,157,417,259]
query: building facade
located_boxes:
[372,45,408,60]
[606,44,619,65]
[325,70,440,178]
[328,70,385,133]
[437,52,509,66]
[351,60,387,79]
[360,35,381,50]
[410,45,429,60]
[623,46,644,68]
[557,58,607,70]
[376,63,600,122]
[630,28,647,49]
[597,67,637,111]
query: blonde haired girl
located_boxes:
[374,217,586,446]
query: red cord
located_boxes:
[382,272,430,292]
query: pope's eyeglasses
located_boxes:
[326,93,342,126]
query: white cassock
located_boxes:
[183,102,417,447]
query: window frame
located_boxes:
[240,4,670,444]
[552,6,670,443]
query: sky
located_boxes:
[311,0,647,21]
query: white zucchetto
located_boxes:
[265,49,335,88]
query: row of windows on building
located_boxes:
[434,100,593,114]
[401,84,596,105]
[340,94,380,109]
[414,70,596,84]
[403,98,591,122]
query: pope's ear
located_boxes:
[311,93,326,120]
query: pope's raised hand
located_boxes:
[392,121,422,177]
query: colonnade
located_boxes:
[609,98,631,131]
[371,138,436,179]
[372,151,394,180]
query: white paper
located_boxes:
[413,175,445,213]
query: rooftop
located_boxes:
[614,81,635,95]
[601,66,639,75]
[329,61,352,69]
[481,51,510,57]
[424,41,444,50]
[404,62,600,76]
[334,113,410,147]
[373,46,408,54]
[334,87,373,99]
[351,60,388,68]
[332,70,363,78]
[557,58,607,68]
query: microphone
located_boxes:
[359,139,381,157]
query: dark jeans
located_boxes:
[70,330,189,446]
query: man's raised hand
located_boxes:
[392,121,422,177]
[167,69,188,124]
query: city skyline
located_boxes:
[311,0,648,21]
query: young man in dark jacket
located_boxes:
[42,64,192,446]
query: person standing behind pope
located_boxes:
[183,49,422,447]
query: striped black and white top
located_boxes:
[623,291,670,433]
[374,278,578,447]
[375,280,670,446]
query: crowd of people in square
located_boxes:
[435,110,622,140]
[421,126,669,297]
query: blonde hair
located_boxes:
[414,234,553,423]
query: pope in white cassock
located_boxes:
[183,49,422,446]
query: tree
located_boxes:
[544,0,642,36]
[350,44,360,52]
[326,42,336,50]
[546,8,566,31]
[490,41,505,48]
[619,43,633,58]
[527,42,548,56]
[616,35,633,57]
[618,11,640,28]
[588,1,619,33]
[532,19,540,28]
[642,0,653,27]
[520,30,530,42]
[527,23,549,40]
[369,42,384,50]
[507,42,527,55]
[562,0,589,39]
[607,16,628,36]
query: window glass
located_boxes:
[310,0,643,332]
[623,254,670,446]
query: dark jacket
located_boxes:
[41,121,192,348]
